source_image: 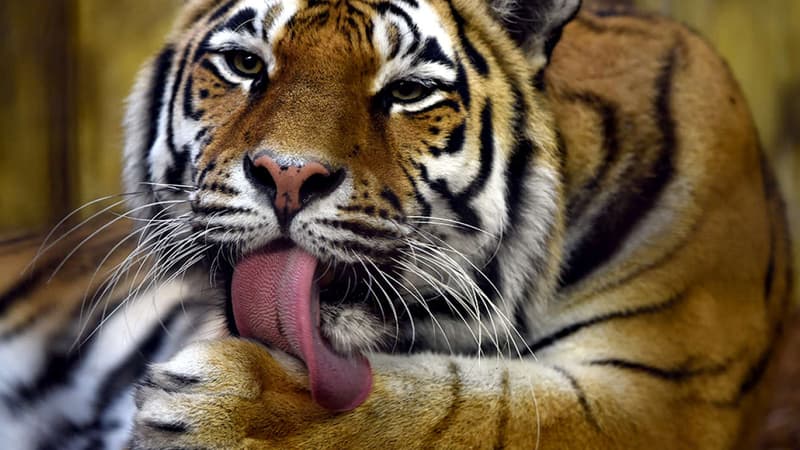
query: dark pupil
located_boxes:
[240,54,258,71]
[398,83,416,96]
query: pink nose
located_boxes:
[250,155,336,223]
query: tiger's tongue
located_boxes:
[230,245,372,412]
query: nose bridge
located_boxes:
[295,68,364,142]
[257,30,375,159]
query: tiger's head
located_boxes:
[124,0,579,410]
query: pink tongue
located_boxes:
[231,245,372,412]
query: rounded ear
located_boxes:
[489,0,581,64]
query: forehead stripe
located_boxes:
[208,0,240,22]
[222,7,258,33]
[164,45,193,185]
[395,0,419,8]
[418,38,455,69]
[446,0,489,76]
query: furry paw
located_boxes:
[130,338,328,449]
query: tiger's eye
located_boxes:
[226,51,265,77]
[390,81,430,102]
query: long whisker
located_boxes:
[366,259,417,353]
[47,199,190,282]
[409,228,534,361]
[407,215,493,235]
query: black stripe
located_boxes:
[196,159,217,186]
[417,38,455,68]
[165,46,193,185]
[0,271,48,320]
[505,137,535,230]
[0,303,57,341]
[373,3,420,54]
[562,92,622,221]
[209,0,239,22]
[527,291,685,353]
[760,151,784,304]
[388,27,402,60]
[201,181,240,196]
[460,100,495,199]
[318,219,400,240]
[139,371,201,394]
[454,60,471,109]
[1,294,119,408]
[447,0,488,76]
[552,365,599,429]
[193,26,218,63]
[429,121,465,156]
[712,324,784,408]
[559,43,679,287]
[404,99,461,116]
[40,306,190,450]
[402,163,432,218]
[143,420,190,434]
[144,46,176,185]
[419,101,494,229]
[192,204,254,217]
[502,88,541,337]
[379,188,403,212]
[0,236,77,320]
[586,357,730,382]
[493,368,511,450]
[428,362,463,440]
[734,343,773,400]
[504,87,538,235]
[221,7,257,33]
[35,418,120,450]
[763,225,776,303]
[182,76,205,120]
[200,59,237,89]
[582,210,699,299]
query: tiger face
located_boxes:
[124,0,578,399]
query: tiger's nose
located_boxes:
[246,154,343,225]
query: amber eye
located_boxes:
[224,51,265,77]
[389,81,432,103]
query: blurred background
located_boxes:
[1,0,798,282]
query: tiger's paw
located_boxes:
[130,338,335,450]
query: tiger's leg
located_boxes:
[131,316,770,450]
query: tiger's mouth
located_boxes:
[228,240,379,412]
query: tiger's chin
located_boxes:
[319,304,390,356]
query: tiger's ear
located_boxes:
[489,0,581,65]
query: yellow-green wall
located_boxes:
[0,0,180,230]
[1,1,798,292]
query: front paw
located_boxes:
[131,338,328,450]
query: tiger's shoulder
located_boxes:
[542,6,787,295]
[548,6,759,206]
[541,8,793,440]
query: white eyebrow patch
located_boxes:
[203,0,301,77]
[371,0,458,95]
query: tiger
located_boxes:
[0,0,793,448]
